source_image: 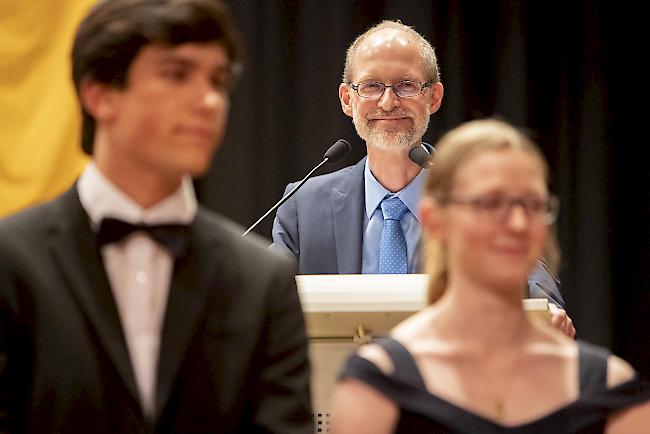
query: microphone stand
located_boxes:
[242,158,330,237]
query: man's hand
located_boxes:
[549,304,576,338]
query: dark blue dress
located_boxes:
[339,337,650,433]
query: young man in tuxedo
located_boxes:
[271,20,575,338]
[0,1,312,432]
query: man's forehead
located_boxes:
[358,29,414,56]
[135,41,231,72]
[352,29,423,81]
[148,41,227,57]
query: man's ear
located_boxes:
[339,82,353,117]
[420,196,446,240]
[427,82,444,115]
[79,78,120,122]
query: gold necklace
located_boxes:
[495,400,505,420]
[482,351,525,421]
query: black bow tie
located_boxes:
[96,217,191,257]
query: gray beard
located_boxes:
[363,127,417,151]
[352,106,430,152]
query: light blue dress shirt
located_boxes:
[361,160,426,274]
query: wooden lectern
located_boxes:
[296,274,549,433]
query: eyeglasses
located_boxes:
[348,80,431,99]
[438,194,560,225]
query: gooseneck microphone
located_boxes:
[242,139,351,236]
[408,142,435,169]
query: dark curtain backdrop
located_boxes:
[197,1,649,376]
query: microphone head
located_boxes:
[409,143,434,169]
[323,139,351,163]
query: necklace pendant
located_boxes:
[495,400,504,418]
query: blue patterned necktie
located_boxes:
[378,196,408,274]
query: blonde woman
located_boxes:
[330,119,649,433]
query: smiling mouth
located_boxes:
[495,246,529,256]
[370,117,410,122]
[179,126,217,141]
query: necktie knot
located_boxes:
[96,217,190,257]
[380,196,408,221]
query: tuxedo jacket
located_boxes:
[0,187,312,434]
[272,157,565,307]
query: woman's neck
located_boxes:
[429,276,532,351]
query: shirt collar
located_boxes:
[78,162,198,230]
[364,158,426,220]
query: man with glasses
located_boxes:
[271,20,575,337]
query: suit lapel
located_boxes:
[154,210,222,418]
[333,158,365,274]
[47,187,141,403]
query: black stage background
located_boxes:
[197,1,649,376]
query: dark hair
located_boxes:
[72,0,244,154]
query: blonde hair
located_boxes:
[423,119,560,304]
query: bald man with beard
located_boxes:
[271,20,575,337]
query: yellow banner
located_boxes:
[0,0,96,217]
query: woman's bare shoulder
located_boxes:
[606,355,636,388]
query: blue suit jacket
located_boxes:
[272,157,565,307]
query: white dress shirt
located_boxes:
[77,163,197,417]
